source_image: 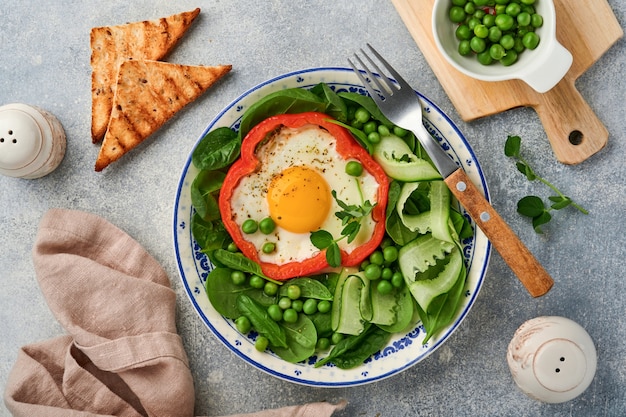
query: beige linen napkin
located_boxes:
[4,209,345,417]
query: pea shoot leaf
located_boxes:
[504,135,588,233]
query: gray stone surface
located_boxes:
[1,1,624,416]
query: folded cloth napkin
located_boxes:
[4,209,346,417]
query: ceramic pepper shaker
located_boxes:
[0,103,66,179]
[507,316,597,403]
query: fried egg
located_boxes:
[227,123,381,269]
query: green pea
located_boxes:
[241,219,258,234]
[317,300,331,313]
[521,0,536,4]
[286,284,301,300]
[364,263,382,281]
[360,259,370,270]
[259,217,275,234]
[514,37,526,53]
[494,4,507,15]
[231,270,247,286]
[249,275,265,289]
[517,12,531,27]
[316,337,331,351]
[495,0,508,5]
[354,107,371,124]
[482,13,496,28]
[381,267,394,280]
[477,50,493,66]
[467,17,481,30]
[377,124,391,137]
[451,0,466,6]
[489,43,506,60]
[369,250,384,266]
[235,316,251,334]
[363,121,377,134]
[500,49,518,66]
[473,0,489,6]
[255,336,269,352]
[283,308,298,323]
[392,126,408,137]
[531,13,543,28]
[264,281,279,296]
[367,131,381,144]
[377,280,393,295]
[391,272,404,288]
[267,304,283,321]
[455,24,472,41]
[262,242,275,254]
[500,34,515,50]
[470,36,486,53]
[278,297,292,310]
[303,298,318,315]
[449,6,466,23]
[488,26,502,43]
[473,24,489,39]
[383,246,399,263]
[331,332,344,345]
[458,40,472,56]
[522,31,540,49]
[227,242,238,252]
[505,3,521,17]
[495,14,515,31]
[473,9,486,20]
[291,299,303,312]
[345,161,363,177]
[463,2,475,14]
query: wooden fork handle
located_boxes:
[445,169,554,297]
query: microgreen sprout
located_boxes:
[310,189,376,267]
[504,135,588,233]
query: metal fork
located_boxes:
[349,44,553,297]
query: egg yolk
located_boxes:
[267,166,331,233]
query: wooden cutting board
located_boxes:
[390,0,623,164]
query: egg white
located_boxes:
[229,123,380,265]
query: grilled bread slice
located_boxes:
[90,8,200,143]
[94,60,231,172]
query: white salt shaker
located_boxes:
[0,103,66,179]
[507,316,597,403]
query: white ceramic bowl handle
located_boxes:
[520,40,573,93]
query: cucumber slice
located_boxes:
[373,135,441,181]
[334,274,367,336]
[404,245,463,312]
[398,234,455,281]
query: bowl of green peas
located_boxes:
[432,0,572,93]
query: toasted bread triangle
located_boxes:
[90,8,200,143]
[94,60,232,172]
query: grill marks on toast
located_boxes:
[94,60,232,172]
[90,8,200,143]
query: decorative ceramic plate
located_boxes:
[174,67,491,387]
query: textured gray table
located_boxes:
[1,1,625,416]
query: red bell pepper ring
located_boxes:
[219,112,389,281]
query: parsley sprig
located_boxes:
[310,190,376,267]
[504,135,588,233]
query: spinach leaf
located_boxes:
[308,311,333,338]
[237,294,288,348]
[213,249,268,278]
[310,83,349,122]
[238,88,328,138]
[316,324,390,369]
[192,127,240,171]
[278,277,333,301]
[191,170,225,221]
[271,314,317,363]
[205,267,253,319]
[191,215,231,253]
